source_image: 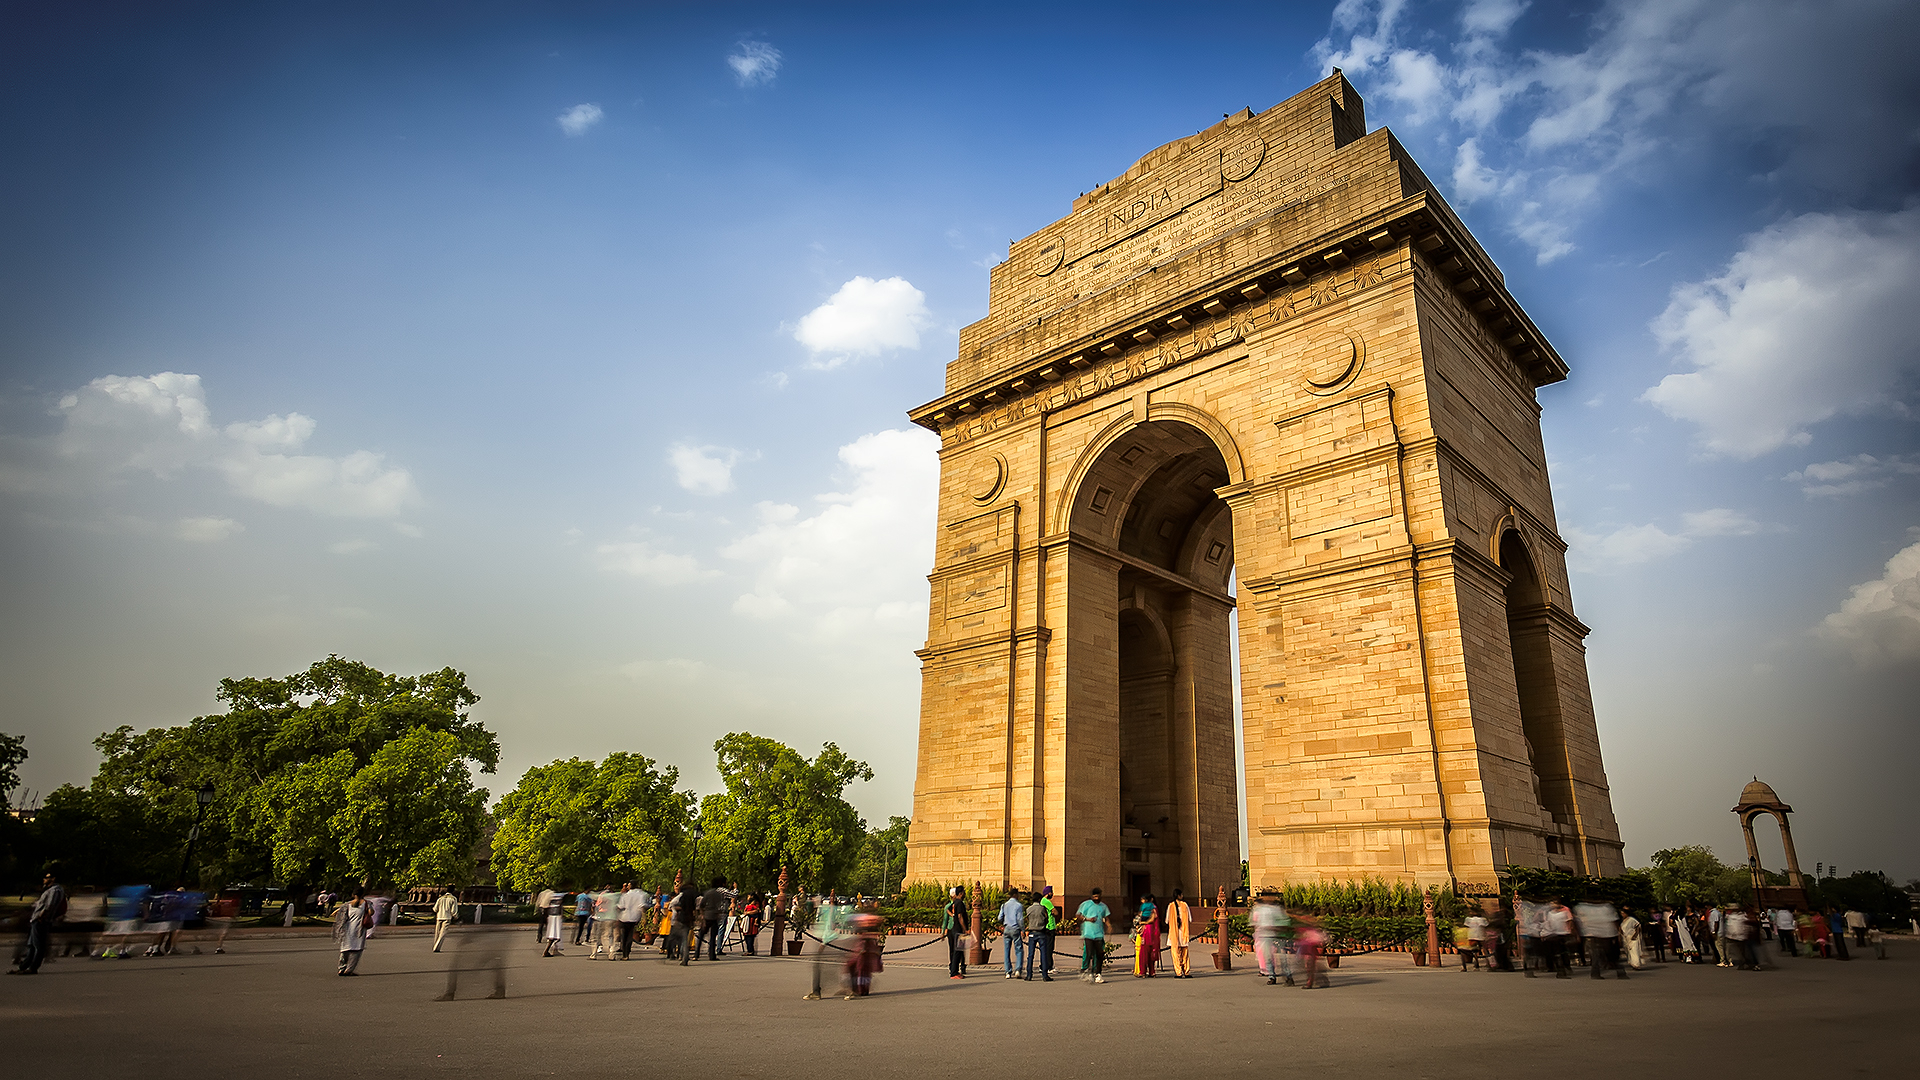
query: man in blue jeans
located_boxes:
[999,890,1028,979]
[1022,890,1052,981]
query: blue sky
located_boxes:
[3,0,1916,880]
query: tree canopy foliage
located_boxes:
[696,733,873,893]
[490,752,693,891]
[32,657,496,891]
[1646,845,1753,908]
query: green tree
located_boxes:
[0,731,25,809]
[334,728,488,891]
[845,816,911,897]
[697,733,873,893]
[1647,845,1750,907]
[35,656,496,891]
[490,752,693,892]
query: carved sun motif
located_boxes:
[1030,235,1064,277]
[1302,331,1364,396]
[972,454,1008,504]
[1221,137,1266,183]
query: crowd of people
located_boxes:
[10,864,1899,999]
[1445,896,1893,976]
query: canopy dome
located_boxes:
[1733,778,1791,813]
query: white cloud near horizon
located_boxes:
[1818,537,1920,667]
[1565,507,1762,570]
[793,276,932,368]
[1644,209,1920,458]
[727,41,781,88]
[1784,454,1920,498]
[174,516,243,543]
[721,428,939,637]
[8,372,419,519]
[595,538,718,585]
[556,103,604,137]
[668,443,749,495]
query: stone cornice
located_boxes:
[911,190,1568,436]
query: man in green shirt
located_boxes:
[1076,888,1112,984]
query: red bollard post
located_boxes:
[968,881,989,966]
[1214,885,1232,971]
[1424,889,1440,968]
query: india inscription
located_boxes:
[903,74,1624,912]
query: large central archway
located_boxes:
[1065,419,1242,909]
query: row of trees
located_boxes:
[0,656,907,900]
[2,657,496,896]
[489,734,905,896]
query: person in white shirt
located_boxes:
[1772,907,1798,956]
[616,883,650,960]
[431,889,459,952]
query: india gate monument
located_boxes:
[903,74,1625,905]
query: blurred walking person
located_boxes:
[617,882,648,960]
[845,902,884,998]
[333,889,370,975]
[1251,891,1294,986]
[8,870,66,975]
[1574,897,1626,980]
[432,888,459,953]
[804,892,848,1000]
[673,883,697,964]
[539,888,566,957]
[1538,898,1574,976]
[1165,889,1194,978]
[434,916,506,1001]
[1773,907,1798,956]
[1296,916,1329,989]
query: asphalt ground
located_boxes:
[3,927,1915,1078]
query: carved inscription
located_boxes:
[943,245,1410,445]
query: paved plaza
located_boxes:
[4,928,1915,1077]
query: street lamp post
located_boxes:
[691,824,705,889]
[176,783,215,888]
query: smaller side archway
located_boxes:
[1734,779,1807,903]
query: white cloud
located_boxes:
[174,516,242,543]
[721,428,940,637]
[1310,0,1920,264]
[557,103,603,137]
[727,41,781,87]
[668,443,748,496]
[595,539,717,585]
[792,276,932,367]
[394,522,425,538]
[1783,454,1920,498]
[620,657,711,682]
[1566,507,1761,570]
[1644,209,1920,458]
[1817,537,1920,666]
[20,372,420,518]
[328,538,377,555]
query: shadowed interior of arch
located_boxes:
[1501,530,1577,850]
[1073,419,1241,908]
